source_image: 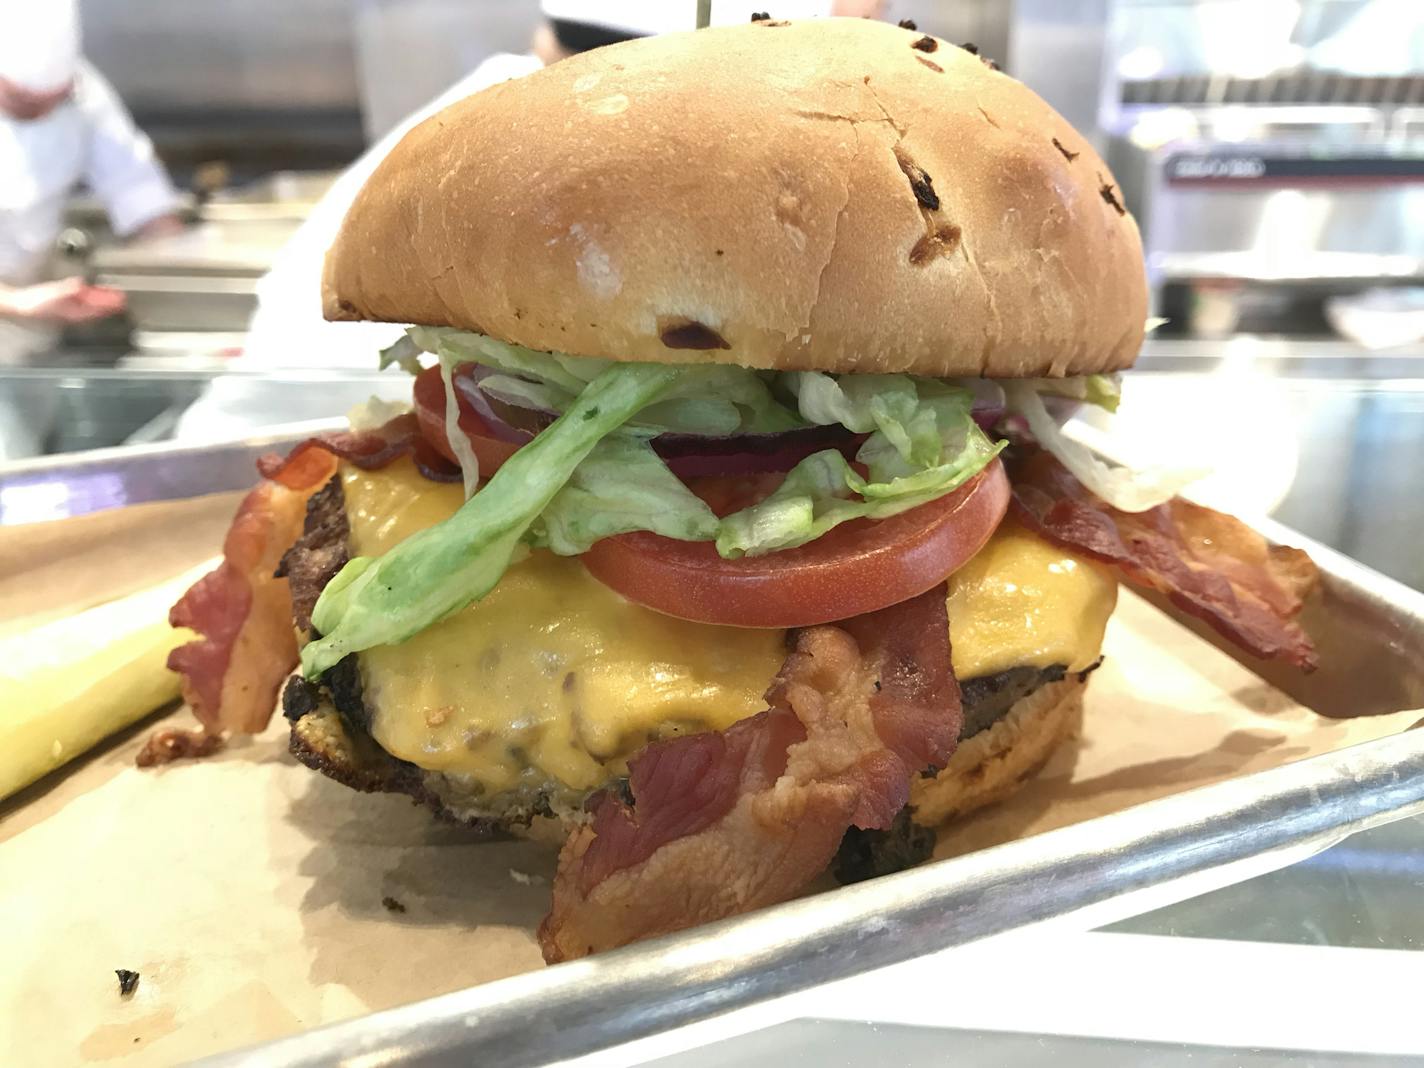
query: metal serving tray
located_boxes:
[8,432,1421,1066]
[179,518,1424,1067]
[0,419,342,525]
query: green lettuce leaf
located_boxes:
[1022,372,1122,413]
[301,361,680,677]
[531,434,718,555]
[716,409,1003,558]
[408,328,799,435]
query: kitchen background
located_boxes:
[68,0,1424,351]
[5,0,1424,593]
[2,5,1422,1045]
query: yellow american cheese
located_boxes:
[340,461,1116,796]
[946,522,1117,679]
[343,463,786,797]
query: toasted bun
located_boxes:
[325,18,1146,378]
[910,674,1086,826]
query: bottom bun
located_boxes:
[910,674,1087,827]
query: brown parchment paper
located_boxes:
[1,501,1420,1067]
[0,491,246,637]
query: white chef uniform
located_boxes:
[0,0,180,457]
[0,0,179,365]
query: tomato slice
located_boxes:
[414,362,1010,626]
[412,365,522,475]
[583,458,1011,628]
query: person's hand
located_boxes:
[0,277,127,323]
[133,213,186,240]
[0,75,74,122]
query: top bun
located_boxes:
[324,17,1147,379]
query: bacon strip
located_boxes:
[257,413,460,486]
[164,414,456,742]
[538,584,960,962]
[166,447,338,735]
[1009,449,1318,670]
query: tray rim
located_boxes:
[200,726,1424,1068]
[194,514,1424,1068]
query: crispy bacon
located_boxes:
[257,413,459,485]
[163,415,455,744]
[1009,449,1319,670]
[538,584,959,962]
[166,448,338,736]
[135,727,226,767]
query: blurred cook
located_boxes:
[177,1,867,440]
[0,0,182,365]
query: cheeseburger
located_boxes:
[168,17,1318,963]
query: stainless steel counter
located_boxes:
[0,368,391,464]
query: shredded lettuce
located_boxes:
[302,362,681,677]
[641,366,802,434]
[309,330,1154,672]
[438,351,482,500]
[413,326,607,393]
[1019,373,1122,413]
[377,334,424,375]
[477,372,577,415]
[532,435,718,555]
[409,327,798,436]
[1002,380,1197,513]
[1084,374,1122,413]
[718,381,1004,557]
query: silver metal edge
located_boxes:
[1136,515,1424,718]
[0,419,350,524]
[199,726,1424,1068]
[56,429,1405,1064]
[0,418,344,478]
[1252,514,1424,621]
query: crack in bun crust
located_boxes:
[323,18,1147,379]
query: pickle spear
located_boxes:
[0,562,216,801]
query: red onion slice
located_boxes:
[964,379,1006,431]
[453,366,538,444]
[661,432,864,478]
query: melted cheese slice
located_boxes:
[343,462,786,798]
[946,522,1117,678]
[340,461,1116,796]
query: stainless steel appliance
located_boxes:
[1064,0,1424,337]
